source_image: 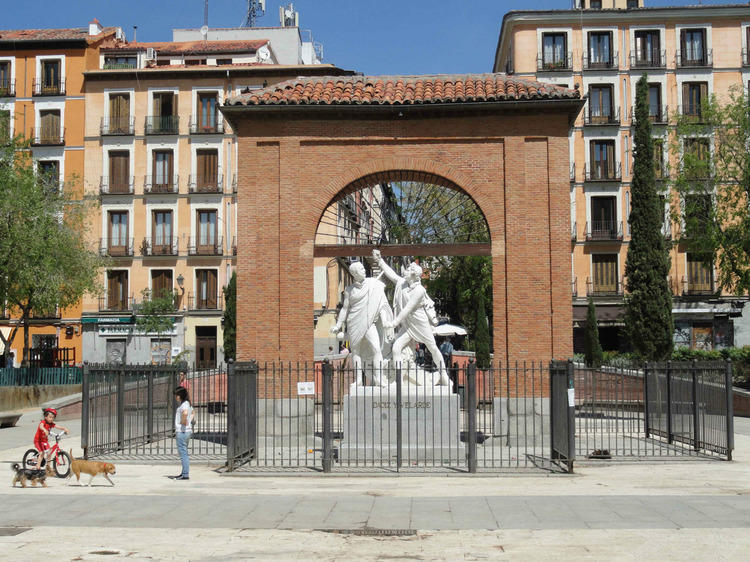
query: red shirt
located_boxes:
[34,420,55,445]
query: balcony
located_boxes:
[29,306,61,319]
[572,277,578,298]
[232,175,238,193]
[145,115,179,135]
[0,79,15,97]
[187,292,224,311]
[571,222,577,242]
[187,236,224,256]
[188,174,224,194]
[583,107,621,127]
[144,175,179,194]
[676,49,712,68]
[100,117,135,136]
[189,116,224,134]
[743,49,750,67]
[32,79,65,96]
[98,295,135,312]
[630,105,668,125]
[585,220,623,241]
[585,163,622,182]
[681,276,715,296]
[536,53,572,72]
[31,128,64,146]
[586,277,624,297]
[99,238,134,257]
[582,53,619,71]
[140,237,179,257]
[100,176,134,195]
[629,50,666,69]
[570,163,576,182]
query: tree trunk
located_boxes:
[21,307,31,367]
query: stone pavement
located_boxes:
[0,410,749,560]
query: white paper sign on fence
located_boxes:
[297,381,315,396]
[567,388,575,407]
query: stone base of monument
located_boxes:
[256,398,315,437]
[493,397,550,446]
[339,383,464,462]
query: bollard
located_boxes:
[322,361,333,473]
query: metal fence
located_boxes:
[574,361,733,460]
[0,366,82,386]
[82,364,227,461]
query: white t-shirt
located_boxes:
[175,401,193,433]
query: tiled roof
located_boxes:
[0,27,118,42]
[225,73,580,107]
[103,40,268,55]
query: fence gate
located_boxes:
[227,361,257,470]
[550,360,575,472]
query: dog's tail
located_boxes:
[70,448,75,460]
[11,463,20,471]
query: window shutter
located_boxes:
[207,270,217,308]
[682,83,689,113]
[607,142,615,177]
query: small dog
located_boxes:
[11,463,50,488]
[67,450,116,486]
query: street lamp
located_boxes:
[176,274,185,294]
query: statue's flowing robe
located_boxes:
[345,278,390,348]
[392,280,435,345]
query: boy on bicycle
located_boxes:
[34,408,69,469]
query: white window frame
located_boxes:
[535,27,573,73]
[35,54,66,93]
[0,55,15,97]
[628,24,665,69]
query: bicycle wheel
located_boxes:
[54,451,72,478]
[22,448,44,469]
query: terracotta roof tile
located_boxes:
[226,73,580,107]
[0,27,118,42]
[102,39,268,55]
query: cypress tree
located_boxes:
[222,272,236,361]
[474,292,491,368]
[584,298,604,368]
[624,75,674,360]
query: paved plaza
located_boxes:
[1,411,749,560]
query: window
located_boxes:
[590,196,617,239]
[103,56,136,69]
[38,160,60,191]
[648,84,662,121]
[684,193,711,235]
[108,211,129,255]
[196,270,218,310]
[197,210,217,252]
[542,33,567,69]
[589,0,602,8]
[633,30,660,67]
[151,270,173,299]
[592,254,618,294]
[216,58,232,65]
[152,210,173,253]
[0,61,11,95]
[185,59,207,66]
[687,253,713,294]
[108,93,130,133]
[682,82,707,119]
[684,138,710,179]
[588,32,613,68]
[38,109,61,143]
[680,29,707,66]
[106,271,128,311]
[40,59,61,93]
[589,85,613,123]
[108,151,130,193]
[197,92,219,132]
[151,92,177,133]
[152,150,174,191]
[589,140,616,179]
[196,149,219,190]
[627,0,639,7]
[654,140,665,179]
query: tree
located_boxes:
[670,85,750,295]
[135,288,178,363]
[474,291,490,368]
[222,272,236,361]
[584,298,603,368]
[0,126,106,365]
[624,75,674,360]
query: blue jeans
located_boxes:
[176,431,190,477]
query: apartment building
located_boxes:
[81,35,352,366]
[494,0,750,351]
[0,21,122,366]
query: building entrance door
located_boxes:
[195,326,217,369]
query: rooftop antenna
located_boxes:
[242,0,266,28]
[204,0,209,28]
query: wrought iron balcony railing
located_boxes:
[145,115,179,135]
[0,79,15,97]
[676,49,712,68]
[32,79,65,96]
[100,176,134,195]
[629,50,666,69]
[630,105,668,125]
[571,221,577,242]
[100,117,135,135]
[231,236,237,256]
[98,295,135,312]
[582,52,619,70]
[99,238,134,257]
[232,175,238,193]
[187,293,224,311]
[536,52,573,72]
[585,220,624,241]
[584,107,621,126]
[189,115,224,134]
[586,277,624,297]
[144,175,179,194]
[681,275,715,296]
[31,128,64,145]
[188,174,224,193]
[743,48,750,67]
[585,162,622,182]
[572,277,578,298]
[140,237,179,257]
[187,236,224,256]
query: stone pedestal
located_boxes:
[493,397,550,445]
[339,384,464,462]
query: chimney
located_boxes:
[89,18,103,36]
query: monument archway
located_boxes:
[221,73,584,364]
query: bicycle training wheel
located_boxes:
[54,451,72,478]
[22,449,44,469]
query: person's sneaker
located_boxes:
[175,475,190,480]
[167,475,182,479]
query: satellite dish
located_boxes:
[200,25,209,38]
[257,45,270,62]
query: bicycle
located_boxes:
[22,431,72,478]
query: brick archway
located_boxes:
[222,72,583,363]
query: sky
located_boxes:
[1,0,735,75]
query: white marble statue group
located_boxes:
[331,250,450,388]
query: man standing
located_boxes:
[373,250,449,386]
[330,261,392,386]
[439,338,454,371]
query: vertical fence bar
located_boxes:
[643,362,650,439]
[691,360,700,451]
[81,364,90,459]
[116,369,125,451]
[466,361,477,473]
[396,365,403,470]
[147,370,154,443]
[666,361,673,444]
[725,360,734,461]
[566,360,575,473]
[322,361,333,473]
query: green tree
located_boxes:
[135,288,178,359]
[670,85,750,295]
[0,127,106,365]
[584,298,603,368]
[474,291,490,368]
[222,272,236,361]
[624,75,674,360]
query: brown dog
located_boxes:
[67,450,116,486]
[11,463,50,488]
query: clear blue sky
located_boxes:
[1,0,733,75]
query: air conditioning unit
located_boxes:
[145,48,157,61]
